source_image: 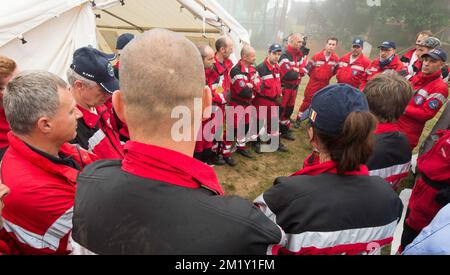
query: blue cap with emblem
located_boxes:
[269,43,283,53]
[378,41,396,49]
[422,48,447,62]
[70,47,119,94]
[306,84,369,134]
[352,38,364,48]
[116,33,135,50]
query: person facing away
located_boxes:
[254,84,403,255]
[0,71,97,255]
[365,73,413,190]
[71,29,286,255]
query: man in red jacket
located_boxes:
[336,38,371,89]
[68,47,125,160]
[229,45,261,158]
[296,38,339,125]
[279,33,309,140]
[399,48,449,149]
[212,36,237,166]
[0,56,18,159]
[0,71,98,255]
[401,129,450,251]
[361,41,407,91]
[255,43,288,153]
[401,30,433,76]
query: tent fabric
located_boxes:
[0,0,249,79]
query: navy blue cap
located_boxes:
[71,47,119,94]
[352,38,364,48]
[269,43,283,53]
[422,48,447,62]
[116,33,135,50]
[378,41,396,49]
[308,84,369,134]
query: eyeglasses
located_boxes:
[352,45,361,49]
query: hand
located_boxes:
[275,96,283,105]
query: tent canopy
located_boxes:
[0,0,249,79]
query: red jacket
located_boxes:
[361,55,407,90]
[399,71,449,149]
[0,133,98,255]
[0,107,10,150]
[213,54,233,100]
[205,66,227,106]
[230,60,262,105]
[73,104,125,160]
[406,130,450,233]
[256,58,282,99]
[307,50,339,83]
[279,45,308,89]
[336,52,371,88]
[104,98,129,141]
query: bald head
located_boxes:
[241,45,256,66]
[288,33,304,49]
[198,45,215,69]
[215,36,233,60]
[119,29,204,134]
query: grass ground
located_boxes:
[214,75,447,200]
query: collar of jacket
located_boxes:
[291,160,369,177]
[6,132,81,183]
[77,104,108,129]
[214,54,233,73]
[413,70,443,87]
[238,59,256,74]
[264,58,280,72]
[122,141,224,195]
[287,45,303,59]
[0,107,10,148]
[375,122,400,134]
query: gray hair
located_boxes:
[4,71,67,135]
[66,68,97,88]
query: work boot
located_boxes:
[281,131,296,141]
[237,148,255,159]
[224,156,238,167]
[278,142,289,153]
[254,142,263,154]
[208,154,226,166]
[294,119,302,129]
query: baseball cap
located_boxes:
[70,47,119,94]
[378,41,396,49]
[352,38,364,48]
[269,43,283,53]
[422,48,448,62]
[417,37,441,49]
[116,33,135,50]
[307,84,369,134]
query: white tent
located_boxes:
[0,0,249,79]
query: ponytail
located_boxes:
[314,112,377,174]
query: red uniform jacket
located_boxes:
[361,55,407,90]
[256,58,282,100]
[279,45,308,89]
[213,54,233,102]
[73,104,125,160]
[406,130,450,233]
[336,52,371,88]
[0,107,10,158]
[399,70,449,149]
[0,132,97,255]
[229,60,262,105]
[205,66,227,106]
[306,50,339,83]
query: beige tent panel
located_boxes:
[96,0,220,52]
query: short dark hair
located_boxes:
[364,73,413,123]
[215,37,229,52]
[327,37,339,44]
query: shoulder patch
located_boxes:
[414,95,425,106]
[428,99,440,110]
[239,80,246,88]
